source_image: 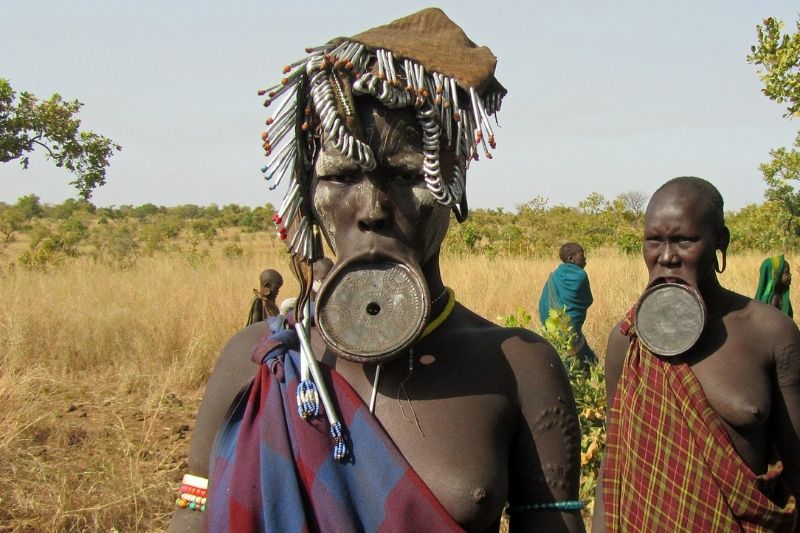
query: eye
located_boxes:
[319,173,361,185]
[392,171,423,184]
[675,236,698,245]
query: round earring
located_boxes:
[714,250,726,274]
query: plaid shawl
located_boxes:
[207,317,463,532]
[602,308,797,532]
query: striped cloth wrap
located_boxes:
[602,307,797,532]
[207,316,463,532]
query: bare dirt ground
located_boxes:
[0,372,202,532]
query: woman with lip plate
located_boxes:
[168,8,584,533]
[593,176,800,532]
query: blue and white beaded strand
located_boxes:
[507,501,586,513]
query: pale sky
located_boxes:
[2,1,799,211]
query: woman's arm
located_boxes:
[167,323,266,532]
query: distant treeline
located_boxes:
[0,191,793,270]
[444,192,792,257]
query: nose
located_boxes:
[658,242,678,266]
[356,178,391,233]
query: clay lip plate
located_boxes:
[316,260,429,362]
[635,282,706,357]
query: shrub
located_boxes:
[91,222,139,269]
[223,242,244,260]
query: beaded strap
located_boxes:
[507,500,585,513]
[175,473,208,513]
[296,379,320,419]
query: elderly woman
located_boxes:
[594,177,800,532]
[169,8,583,533]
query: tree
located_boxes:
[13,193,42,222]
[616,190,649,215]
[0,78,121,199]
[0,205,25,243]
[749,17,800,118]
[749,17,800,247]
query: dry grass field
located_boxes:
[0,233,794,531]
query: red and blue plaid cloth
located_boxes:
[603,308,797,532]
[207,317,464,532]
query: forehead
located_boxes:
[645,189,712,230]
[260,272,281,285]
[315,98,424,174]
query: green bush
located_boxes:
[91,222,139,269]
[223,242,244,260]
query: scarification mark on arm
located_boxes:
[776,340,800,387]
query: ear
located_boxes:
[717,226,730,253]
[263,287,271,296]
[453,190,469,223]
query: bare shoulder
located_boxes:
[451,305,569,392]
[742,298,800,381]
[219,320,273,362]
[741,297,798,336]
[733,297,800,356]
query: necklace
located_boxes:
[368,287,456,421]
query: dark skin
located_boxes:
[559,243,586,269]
[169,98,584,532]
[592,185,800,532]
[771,261,792,310]
[247,269,282,323]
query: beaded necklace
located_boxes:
[368,287,456,418]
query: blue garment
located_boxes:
[538,263,596,366]
[207,317,464,532]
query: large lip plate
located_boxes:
[635,282,706,357]
[316,260,429,363]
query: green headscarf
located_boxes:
[755,254,793,317]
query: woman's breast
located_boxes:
[380,394,513,531]
[691,352,772,432]
[689,349,773,472]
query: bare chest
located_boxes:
[333,354,516,531]
[683,325,773,440]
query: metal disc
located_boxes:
[635,282,706,357]
[316,261,428,363]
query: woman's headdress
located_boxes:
[259,8,506,263]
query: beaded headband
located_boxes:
[259,8,506,262]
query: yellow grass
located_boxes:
[0,235,794,531]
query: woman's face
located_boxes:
[781,262,792,288]
[643,188,723,291]
[310,98,451,268]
